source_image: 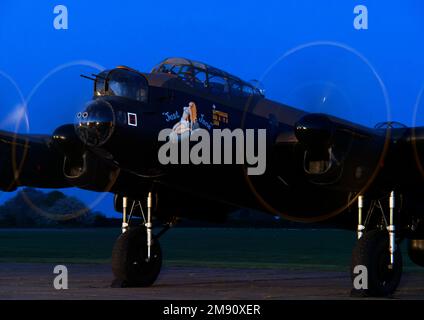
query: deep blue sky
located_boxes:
[1,0,424,216]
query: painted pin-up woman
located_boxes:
[172,102,199,137]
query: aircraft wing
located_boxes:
[0,129,69,191]
[401,126,424,155]
[389,126,424,184]
[273,114,424,196]
[272,113,386,191]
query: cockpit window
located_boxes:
[208,75,229,96]
[151,57,265,99]
[96,69,148,103]
[229,81,242,97]
[95,71,108,96]
[157,63,176,74]
[193,69,207,89]
[176,65,194,85]
[242,85,254,97]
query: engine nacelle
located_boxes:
[63,150,120,192]
[53,124,121,191]
[408,239,424,267]
[295,113,375,151]
[292,113,380,184]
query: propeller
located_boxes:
[241,41,391,222]
[0,70,27,199]
[411,85,424,180]
[0,61,114,221]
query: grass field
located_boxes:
[0,228,422,272]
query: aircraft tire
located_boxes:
[111,226,162,287]
[351,229,402,297]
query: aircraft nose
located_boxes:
[75,99,115,147]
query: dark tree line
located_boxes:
[0,188,109,227]
[0,188,319,228]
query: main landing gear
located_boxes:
[350,191,403,297]
[111,192,170,287]
[111,190,404,294]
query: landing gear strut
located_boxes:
[351,191,403,297]
[111,192,168,287]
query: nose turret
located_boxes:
[75,99,115,147]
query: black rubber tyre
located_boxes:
[351,229,402,297]
[112,226,162,287]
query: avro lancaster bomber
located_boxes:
[2,57,424,296]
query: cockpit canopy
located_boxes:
[151,57,265,98]
[94,67,148,103]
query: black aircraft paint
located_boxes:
[2,57,424,296]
